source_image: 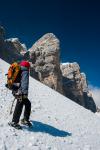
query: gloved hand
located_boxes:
[22,94,28,99]
[13,90,22,101]
[17,95,23,101]
[17,94,28,101]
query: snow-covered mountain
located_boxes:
[0,58,100,150]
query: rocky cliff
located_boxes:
[0,26,26,63]
[0,26,96,112]
[61,63,96,112]
[28,33,63,94]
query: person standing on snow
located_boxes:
[9,60,32,129]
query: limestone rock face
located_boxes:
[28,33,63,94]
[61,62,96,112]
[0,26,26,63]
[5,38,27,56]
[0,26,96,112]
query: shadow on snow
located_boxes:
[23,120,72,137]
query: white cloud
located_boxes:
[89,85,100,107]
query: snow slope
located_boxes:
[0,58,100,150]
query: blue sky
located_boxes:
[0,0,100,87]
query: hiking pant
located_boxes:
[12,97,31,124]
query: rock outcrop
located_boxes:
[61,62,96,112]
[25,33,96,112]
[0,26,26,63]
[28,33,63,94]
[0,26,96,112]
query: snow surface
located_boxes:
[0,58,100,150]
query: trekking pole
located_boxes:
[5,73,8,96]
[5,86,9,96]
[10,98,16,115]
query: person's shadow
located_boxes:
[23,120,72,137]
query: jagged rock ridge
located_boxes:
[0,26,26,63]
[0,26,96,112]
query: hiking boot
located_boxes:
[8,122,22,130]
[21,118,32,127]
